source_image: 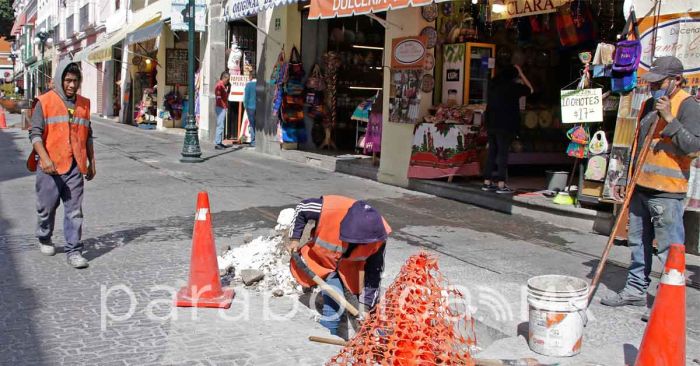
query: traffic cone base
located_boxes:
[635,243,686,366]
[175,287,235,309]
[175,192,235,309]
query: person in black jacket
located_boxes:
[483,64,533,194]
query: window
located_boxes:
[66,15,74,36]
[80,4,90,30]
[115,0,120,10]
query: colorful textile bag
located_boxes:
[566,125,589,159]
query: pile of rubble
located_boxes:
[217,209,303,296]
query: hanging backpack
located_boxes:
[612,11,641,73]
[566,125,589,159]
[611,10,641,93]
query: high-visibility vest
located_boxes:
[28,90,91,175]
[290,195,392,295]
[635,90,694,194]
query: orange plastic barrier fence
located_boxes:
[328,251,477,365]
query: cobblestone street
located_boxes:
[1,115,698,365]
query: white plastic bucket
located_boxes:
[527,275,588,357]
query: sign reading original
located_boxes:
[560,88,603,123]
[392,36,428,70]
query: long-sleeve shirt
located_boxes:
[243,80,256,111]
[215,80,229,109]
[290,197,385,307]
[626,96,700,198]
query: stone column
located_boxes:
[199,0,227,143]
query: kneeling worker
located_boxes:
[287,195,391,336]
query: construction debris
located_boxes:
[240,269,265,286]
[216,208,302,295]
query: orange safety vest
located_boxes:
[290,195,392,295]
[634,90,693,194]
[27,90,91,175]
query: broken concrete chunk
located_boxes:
[240,269,265,286]
[272,289,284,297]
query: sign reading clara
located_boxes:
[392,36,427,70]
[560,88,603,124]
[490,0,569,21]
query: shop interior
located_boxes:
[226,18,258,143]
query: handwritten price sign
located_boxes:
[560,88,603,124]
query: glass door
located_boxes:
[464,43,495,105]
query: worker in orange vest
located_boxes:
[602,57,700,319]
[288,195,391,338]
[27,60,96,269]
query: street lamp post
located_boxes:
[34,31,53,94]
[180,0,203,163]
[8,53,18,92]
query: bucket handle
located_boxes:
[569,300,589,326]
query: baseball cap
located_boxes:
[641,56,684,83]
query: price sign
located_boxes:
[560,88,603,124]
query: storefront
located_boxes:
[225,18,258,143]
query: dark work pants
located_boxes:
[35,160,84,254]
[484,131,514,182]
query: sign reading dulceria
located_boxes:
[489,0,570,21]
[309,0,440,19]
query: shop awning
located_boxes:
[224,0,300,21]
[88,13,162,63]
[125,21,163,46]
[11,13,27,36]
[73,42,103,64]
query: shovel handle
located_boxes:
[292,252,360,316]
[308,336,347,346]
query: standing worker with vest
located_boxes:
[28,60,96,269]
[602,57,700,317]
[287,195,391,338]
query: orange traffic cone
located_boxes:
[635,243,686,366]
[175,192,235,308]
[0,106,7,129]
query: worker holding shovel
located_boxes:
[287,195,391,338]
[600,57,700,319]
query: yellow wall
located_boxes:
[378,8,434,187]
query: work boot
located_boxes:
[600,291,646,307]
[67,252,89,269]
[38,240,56,256]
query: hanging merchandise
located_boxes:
[588,130,609,155]
[566,125,589,159]
[592,43,615,66]
[280,46,306,143]
[611,10,641,94]
[321,52,342,149]
[364,108,383,155]
[555,1,597,47]
[585,155,608,181]
[305,64,326,121]
[270,51,286,117]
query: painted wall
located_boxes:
[378,8,434,187]
[198,0,226,141]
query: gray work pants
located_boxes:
[35,160,84,254]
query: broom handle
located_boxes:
[588,116,660,305]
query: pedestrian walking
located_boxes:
[214,71,231,150]
[482,64,534,194]
[287,196,391,339]
[243,69,256,147]
[27,60,96,269]
[601,57,700,319]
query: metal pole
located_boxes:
[41,43,45,94]
[180,0,203,163]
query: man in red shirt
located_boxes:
[214,71,230,150]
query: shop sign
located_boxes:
[489,0,569,21]
[637,11,700,87]
[171,0,206,32]
[224,0,295,21]
[392,36,427,70]
[560,88,603,123]
[309,0,444,19]
[228,75,250,102]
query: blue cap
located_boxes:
[339,201,387,244]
